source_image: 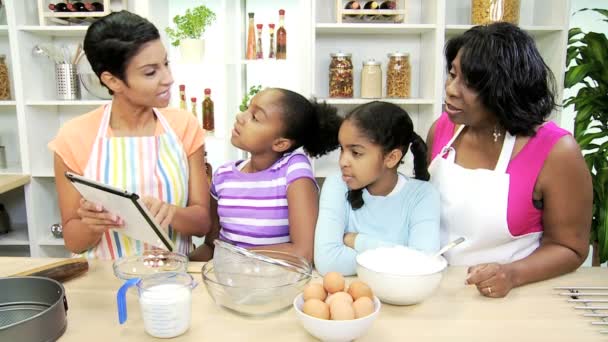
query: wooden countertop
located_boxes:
[0,174,30,194]
[0,258,606,341]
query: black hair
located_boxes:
[445,22,556,136]
[344,101,429,210]
[274,88,342,158]
[83,10,160,95]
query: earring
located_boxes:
[493,125,502,143]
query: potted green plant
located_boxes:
[564,8,608,265]
[165,5,216,63]
[239,85,263,112]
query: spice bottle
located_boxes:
[386,52,411,98]
[190,97,197,118]
[471,0,520,25]
[246,13,256,60]
[268,24,276,59]
[276,9,287,60]
[0,55,11,100]
[204,152,212,185]
[361,59,382,99]
[256,24,264,59]
[329,52,353,98]
[179,84,186,111]
[202,88,214,132]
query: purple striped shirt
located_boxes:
[210,150,317,247]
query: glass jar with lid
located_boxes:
[471,0,520,25]
[361,59,382,99]
[0,55,11,100]
[329,52,353,98]
[386,52,410,98]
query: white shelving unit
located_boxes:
[310,0,571,177]
[0,0,571,257]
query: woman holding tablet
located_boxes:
[49,11,211,259]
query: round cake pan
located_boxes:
[0,276,68,342]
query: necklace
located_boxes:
[493,125,502,143]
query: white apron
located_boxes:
[429,126,541,265]
[81,104,191,259]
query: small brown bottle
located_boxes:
[204,152,212,185]
[202,88,214,132]
[276,9,287,59]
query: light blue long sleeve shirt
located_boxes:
[314,173,440,276]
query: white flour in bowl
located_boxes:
[356,246,446,275]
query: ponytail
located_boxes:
[410,133,430,181]
[274,88,342,157]
[347,189,364,210]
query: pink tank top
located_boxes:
[431,113,569,236]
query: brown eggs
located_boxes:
[323,272,345,294]
[330,299,355,320]
[325,291,353,306]
[300,275,376,321]
[302,299,330,320]
[303,283,327,302]
[353,297,375,319]
[347,281,374,301]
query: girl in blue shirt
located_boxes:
[314,101,440,275]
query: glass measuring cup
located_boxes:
[117,272,197,338]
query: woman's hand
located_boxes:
[142,196,176,229]
[466,263,516,298]
[77,198,123,234]
[343,232,358,249]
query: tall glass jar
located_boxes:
[386,52,410,98]
[471,0,520,25]
[329,52,353,98]
[361,59,382,99]
[0,55,11,100]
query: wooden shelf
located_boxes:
[320,98,435,105]
[0,174,30,194]
[18,25,89,37]
[0,227,29,246]
[316,23,435,35]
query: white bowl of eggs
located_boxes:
[293,272,381,342]
[356,246,447,305]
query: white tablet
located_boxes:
[65,172,175,251]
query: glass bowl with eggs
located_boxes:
[293,272,381,342]
[202,241,312,316]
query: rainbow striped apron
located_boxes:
[81,104,191,259]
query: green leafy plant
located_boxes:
[165,5,216,47]
[564,8,608,264]
[239,85,263,112]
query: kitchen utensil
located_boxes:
[113,250,188,280]
[55,63,80,100]
[32,44,62,64]
[293,293,381,342]
[433,237,465,257]
[0,276,68,341]
[214,239,311,277]
[202,255,311,316]
[50,223,63,238]
[554,286,608,334]
[10,258,89,283]
[117,272,196,338]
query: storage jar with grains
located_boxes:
[329,52,353,98]
[471,0,520,25]
[386,52,410,98]
[0,55,10,100]
[361,59,382,99]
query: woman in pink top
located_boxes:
[427,23,592,297]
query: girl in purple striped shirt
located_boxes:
[190,88,342,262]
